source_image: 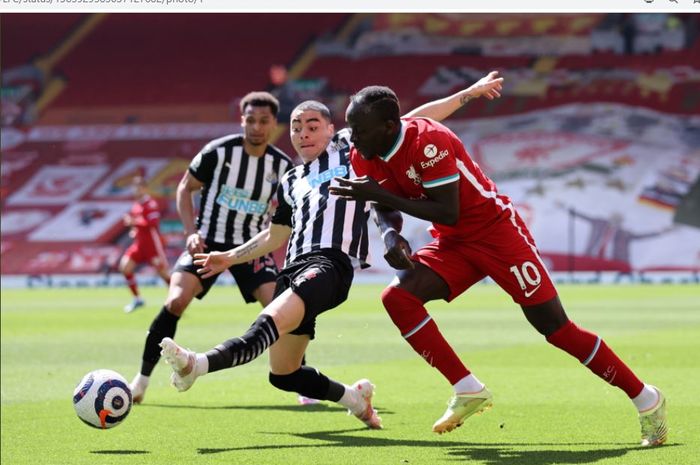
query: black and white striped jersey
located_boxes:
[271,129,370,269]
[189,134,294,247]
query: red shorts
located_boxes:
[413,213,557,306]
[124,242,166,268]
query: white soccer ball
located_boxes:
[73,369,132,429]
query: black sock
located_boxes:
[269,366,345,401]
[140,306,179,376]
[206,314,279,373]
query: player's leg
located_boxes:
[150,228,171,286]
[267,333,381,429]
[150,255,171,287]
[120,249,144,313]
[487,212,666,446]
[522,296,667,446]
[161,251,353,393]
[129,264,205,403]
[251,281,276,306]
[160,287,304,391]
[238,254,319,405]
[381,242,492,433]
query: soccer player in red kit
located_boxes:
[120,176,171,313]
[329,85,667,446]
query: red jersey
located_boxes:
[350,117,513,240]
[129,195,164,248]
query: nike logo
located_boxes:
[524,284,542,298]
[378,179,388,185]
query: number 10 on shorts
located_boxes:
[509,261,541,290]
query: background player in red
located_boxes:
[329,85,668,447]
[120,175,171,313]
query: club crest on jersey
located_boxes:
[265,172,278,184]
[406,165,422,185]
[330,136,349,153]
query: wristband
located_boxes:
[381,227,397,240]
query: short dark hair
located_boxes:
[239,91,280,117]
[291,100,332,122]
[350,86,400,123]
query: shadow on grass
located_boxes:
[90,450,149,455]
[142,402,348,413]
[198,428,679,464]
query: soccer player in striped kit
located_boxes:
[330,85,667,446]
[160,100,382,428]
[128,92,295,404]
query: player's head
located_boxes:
[239,91,279,147]
[345,86,401,160]
[290,100,335,163]
[132,176,147,197]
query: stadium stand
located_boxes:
[2,13,699,282]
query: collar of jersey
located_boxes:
[379,120,407,163]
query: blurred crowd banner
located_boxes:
[394,103,700,277]
[2,103,699,281]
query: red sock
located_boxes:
[124,273,139,297]
[381,286,470,385]
[547,320,643,398]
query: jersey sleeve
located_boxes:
[270,181,293,228]
[188,148,218,184]
[415,130,460,189]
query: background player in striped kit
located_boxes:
[128,92,295,404]
[330,84,667,446]
[120,175,171,313]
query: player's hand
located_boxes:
[193,252,229,279]
[466,71,503,101]
[383,230,414,270]
[330,176,385,202]
[186,233,205,256]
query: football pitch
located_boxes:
[2,283,698,465]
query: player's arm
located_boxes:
[176,171,205,255]
[372,204,414,270]
[332,176,460,225]
[404,71,503,122]
[192,223,292,279]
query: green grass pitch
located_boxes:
[2,283,699,465]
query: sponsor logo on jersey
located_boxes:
[216,185,268,214]
[309,165,348,188]
[420,149,449,169]
[406,165,422,185]
[423,144,438,158]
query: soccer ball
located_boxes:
[73,369,132,429]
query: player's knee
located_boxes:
[165,293,191,315]
[269,370,302,393]
[380,286,427,333]
[380,285,400,311]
